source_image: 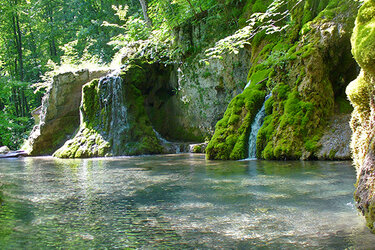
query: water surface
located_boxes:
[0,154,374,249]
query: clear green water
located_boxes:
[0,154,374,249]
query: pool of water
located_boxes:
[0,154,374,249]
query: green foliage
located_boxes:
[203,0,291,61]
[149,0,218,30]
[105,5,151,48]
[0,76,39,149]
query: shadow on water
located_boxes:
[0,155,374,248]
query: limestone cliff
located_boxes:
[346,0,375,233]
[26,0,358,160]
[54,63,164,158]
[24,69,109,155]
[207,0,359,160]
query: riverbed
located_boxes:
[0,154,374,248]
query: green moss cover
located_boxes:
[207,0,358,161]
[346,0,375,233]
[206,83,265,160]
[54,61,164,158]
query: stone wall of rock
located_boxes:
[25,69,109,155]
[206,0,359,160]
[346,0,375,233]
[151,50,251,142]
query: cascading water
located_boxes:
[153,129,181,153]
[247,94,271,159]
[98,72,129,154]
[54,67,165,158]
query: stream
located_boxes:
[0,154,374,248]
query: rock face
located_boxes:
[54,65,164,158]
[0,146,10,154]
[346,0,375,233]
[316,114,352,160]
[25,0,358,160]
[151,51,251,142]
[25,69,109,155]
[206,0,359,160]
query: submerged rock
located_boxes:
[24,69,109,155]
[346,0,375,233]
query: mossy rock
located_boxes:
[54,62,164,158]
[347,0,375,233]
[206,83,266,160]
[351,0,375,74]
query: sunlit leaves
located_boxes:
[203,0,290,61]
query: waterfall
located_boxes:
[243,80,251,91]
[247,94,271,159]
[97,72,129,154]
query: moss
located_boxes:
[206,83,266,160]
[352,1,375,73]
[264,96,274,115]
[239,0,272,27]
[328,149,337,159]
[54,61,165,158]
[251,0,270,13]
[192,145,202,153]
[335,95,353,114]
[249,69,271,85]
[347,0,375,233]
[346,71,371,113]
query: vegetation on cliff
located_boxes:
[206,0,359,160]
[0,0,363,163]
[54,61,164,158]
[346,0,375,233]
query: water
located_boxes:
[97,74,129,154]
[0,155,374,249]
[248,94,271,159]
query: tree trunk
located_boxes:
[12,88,19,117]
[12,13,24,82]
[15,15,23,81]
[185,0,199,19]
[48,12,58,59]
[138,0,152,27]
[17,88,23,117]
[49,39,57,57]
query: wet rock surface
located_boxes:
[316,114,352,160]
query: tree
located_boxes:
[139,0,152,27]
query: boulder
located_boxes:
[0,146,10,154]
[24,68,110,155]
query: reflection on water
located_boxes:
[0,154,374,248]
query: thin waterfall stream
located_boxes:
[98,73,129,154]
[247,94,271,159]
